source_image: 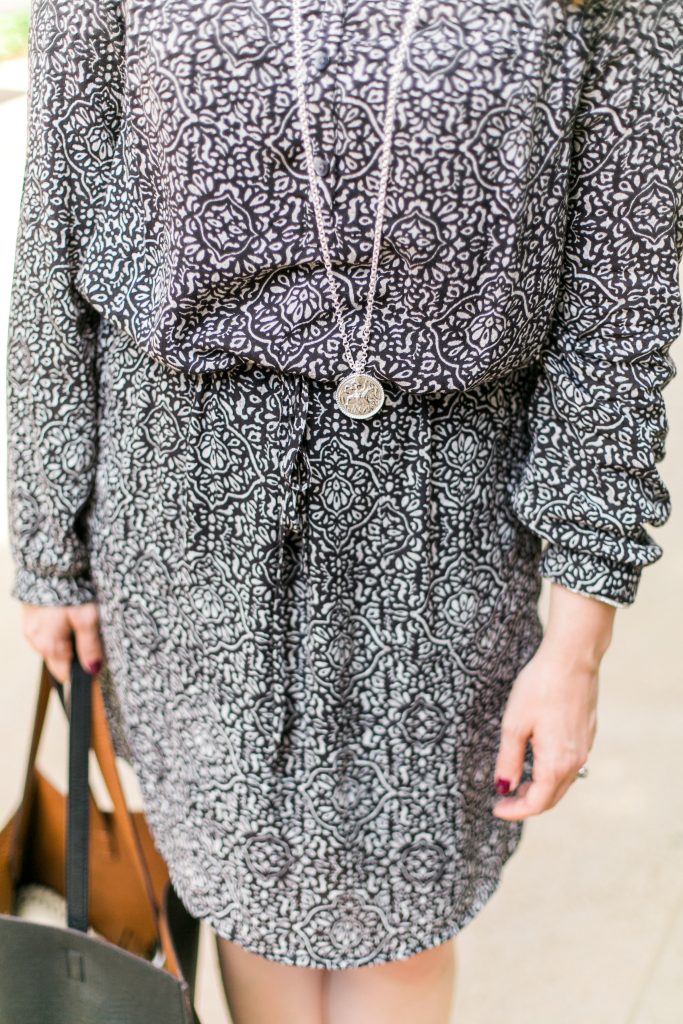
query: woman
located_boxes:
[6,0,681,1019]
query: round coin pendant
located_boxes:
[335,372,385,419]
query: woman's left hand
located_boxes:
[491,582,617,820]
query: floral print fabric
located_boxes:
[87,315,541,968]
[4,0,682,969]
[6,0,682,610]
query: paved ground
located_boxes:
[1,54,682,1023]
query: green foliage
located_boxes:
[0,8,30,62]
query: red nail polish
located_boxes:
[87,659,103,674]
[495,778,511,796]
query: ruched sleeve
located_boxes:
[5,0,125,605]
[510,0,683,608]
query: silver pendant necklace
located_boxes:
[290,0,424,419]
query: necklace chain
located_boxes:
[290,0,424,376]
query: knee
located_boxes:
[361,936,456,983]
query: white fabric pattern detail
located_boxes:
[4,0,682,970]
[6,0,682,608]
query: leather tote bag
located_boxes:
[0,646,201,1023]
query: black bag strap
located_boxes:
[65,635,93,933]
[61,638,200,1014]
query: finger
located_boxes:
[43,629,76,689]
[20,604,81,703]
[494,746,585,819]
[493,715,530,797]
[493,774,559,820]
[548,758,588,806]
[68,602,105,675]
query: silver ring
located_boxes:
[576,764,589,779]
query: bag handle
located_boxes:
[10,639,189,982]
[89,682,187,979]
[7,661,52,884]
[9,659,109,880]
[50,647,160,924]
[65,639,186,980]
[65,637,161,930]
[66,646,92,932]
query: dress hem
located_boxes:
[200,850,521,972]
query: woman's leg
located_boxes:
[216,933,457,1024]
[216,936,326,1024]
[322,937,458,1024]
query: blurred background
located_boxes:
[0,6,682,1022]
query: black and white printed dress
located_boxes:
[6,0,682,968]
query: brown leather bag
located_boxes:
[0,659,199,992]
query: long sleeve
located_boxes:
[5,0,125,605]
[510,0,683,608]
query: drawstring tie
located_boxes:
[262,371,315,766]
[278,373,314,542]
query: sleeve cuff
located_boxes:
[10,567,98,607]
[538,544,644,608]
